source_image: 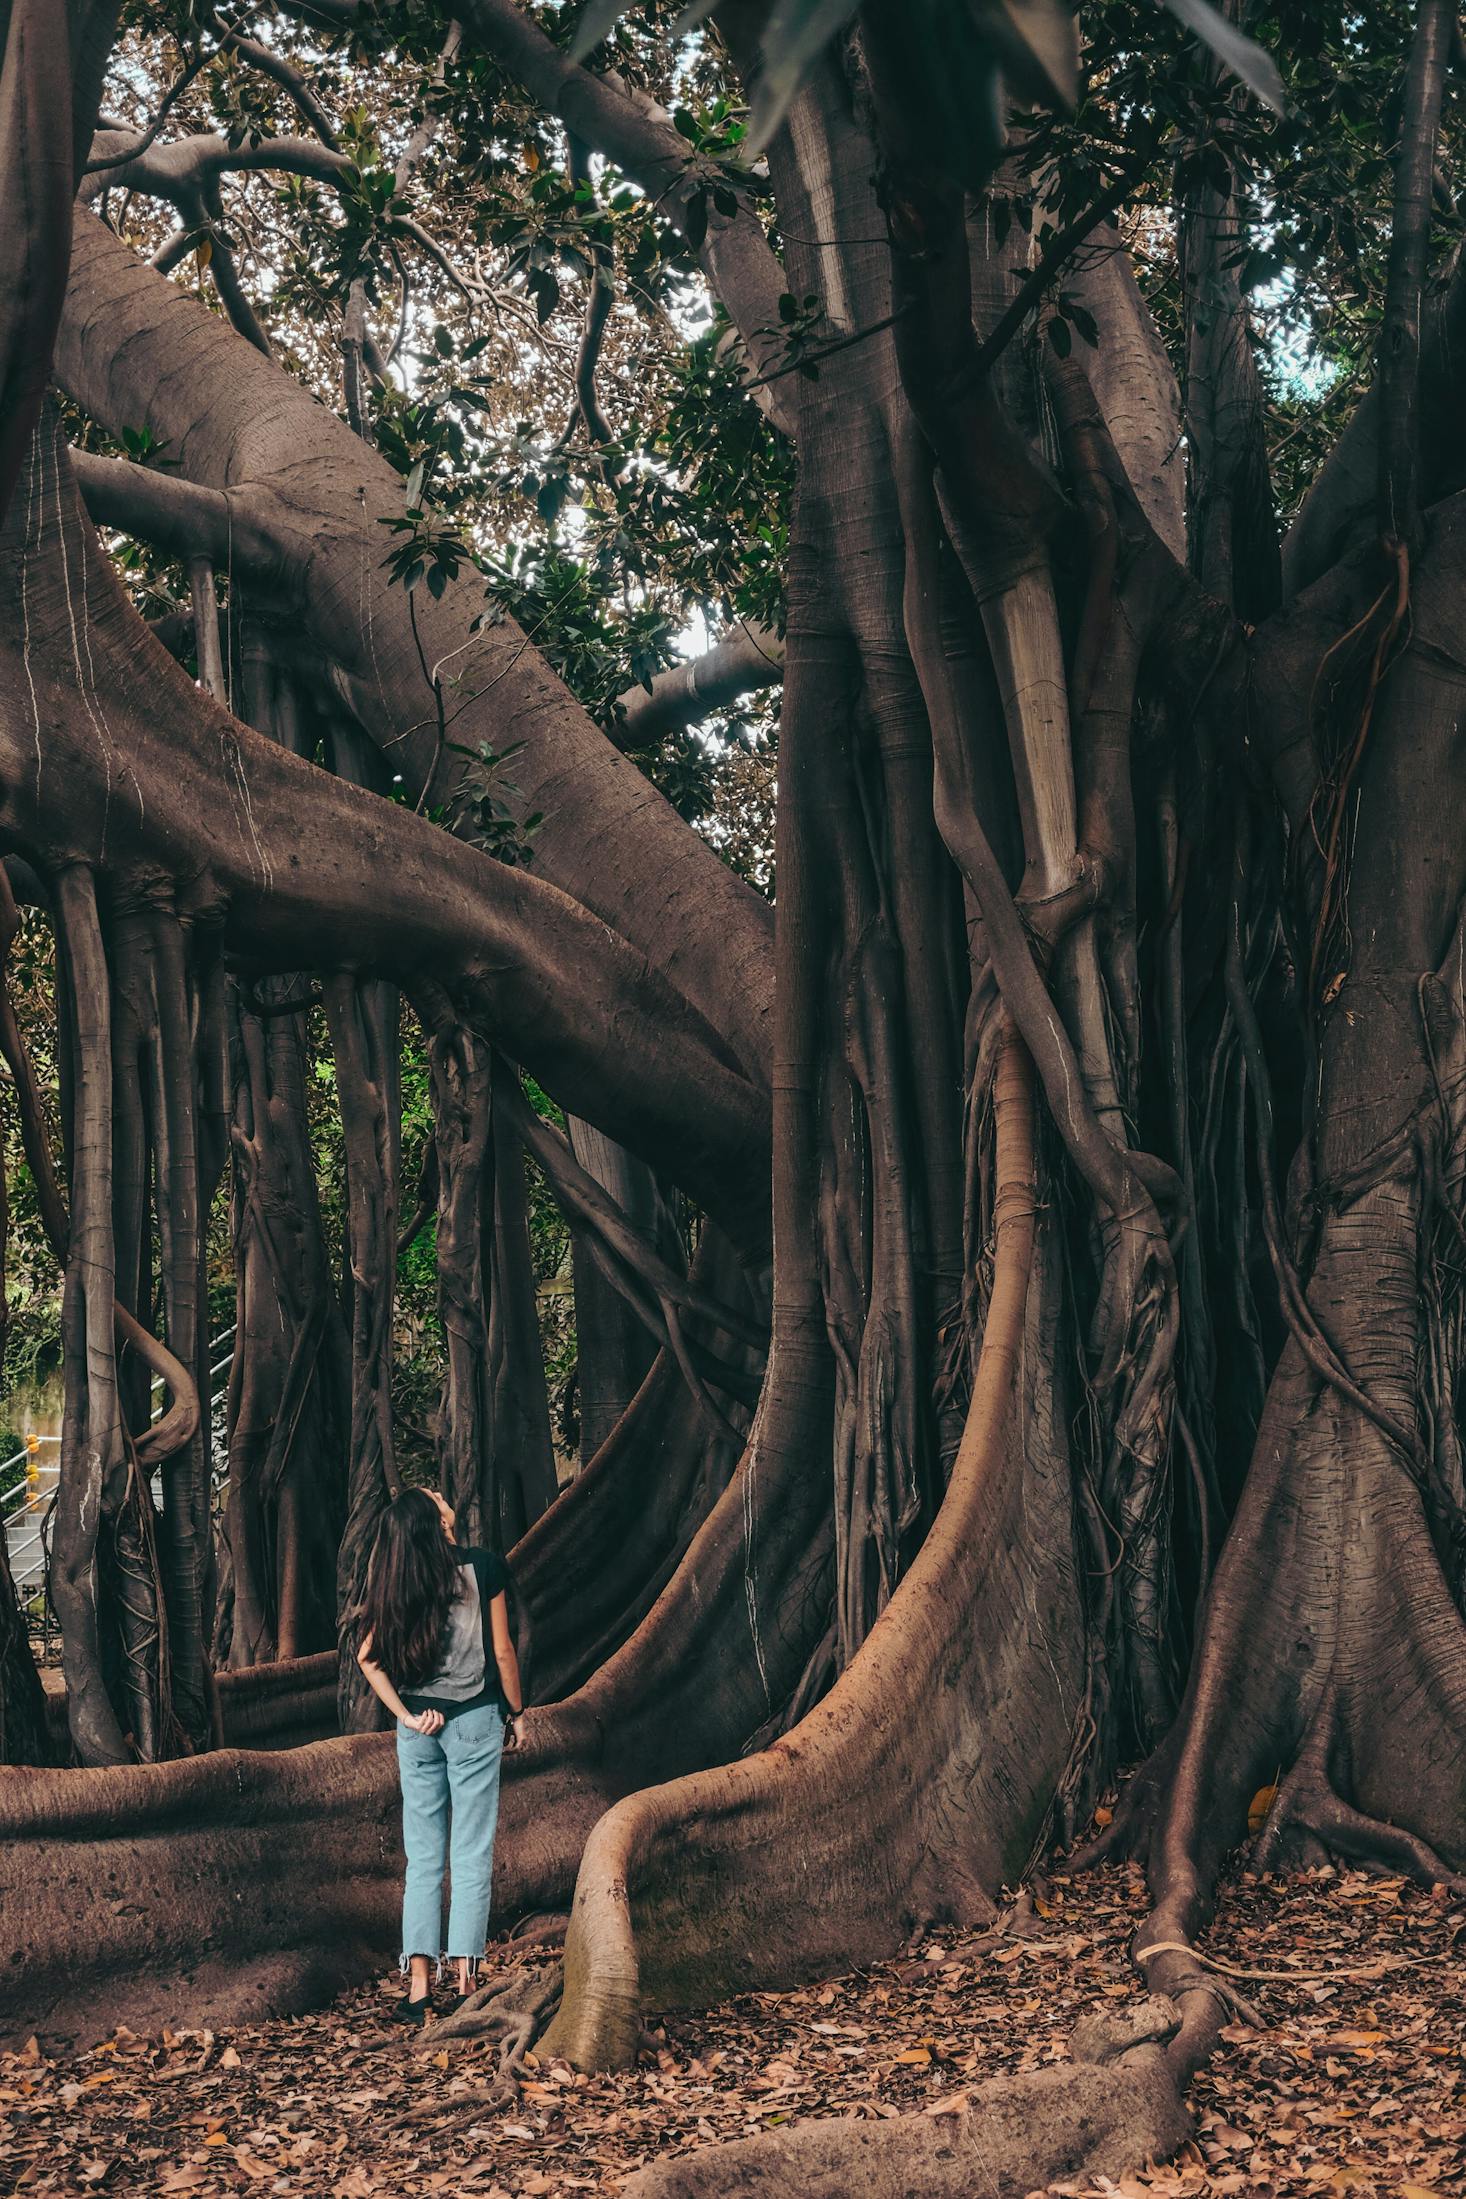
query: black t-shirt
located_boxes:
[398,1545,511,1721]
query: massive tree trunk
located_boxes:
[545,1037,1084,2067]
[1119,495,1466,2069]
[4,15,1465,2162]
[0,0,118,521]
[514,1,1465,2084]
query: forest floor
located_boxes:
[3,1862,1462,2199]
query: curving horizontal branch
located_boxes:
[70,444,237,566]
[55,211,775,1088]
[615,623,784,742]
[218,35,341,150]
[86,123,346,199]
[2,415,771,1255]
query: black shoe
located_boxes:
[389,1992,429,2027]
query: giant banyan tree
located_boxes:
[1,0,1464,2162]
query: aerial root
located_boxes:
[1134,1939,1261,2029]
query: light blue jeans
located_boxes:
[396,1701,504,1966]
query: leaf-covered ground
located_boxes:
[3,1864,1462,2198]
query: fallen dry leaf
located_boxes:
[2,1864,1459,2199]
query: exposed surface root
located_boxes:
[417,1960,563,2053]
[1239,1701,1466,1894]
[542,1037,1086,2070]
[405,1962,564,2112]
[10,1864,1462,2194]
[1099,1139,1466,2078]
[616,1999,1189,2199]
[0,1733,402,2047]
[1254,1769,1466,1894]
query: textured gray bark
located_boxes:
[1066,222,1186,561]
[0,0,119,518]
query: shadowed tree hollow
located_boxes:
[0,0,1463,2174]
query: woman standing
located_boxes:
[356,1487,525,2024]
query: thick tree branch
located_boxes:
[1060,222,1187,562]
[86,124,353,199]
[1176,5,1279,620]
[614,623,783,742]
[195,175,273,353]
[563,130,615,447]
[86,122,467,349]
[454,0,795,433]
[69,444,283,575]
[56,212,775,1087]
[220,33,341,149]
[0,0,119,522]
[4,417,772,1255]
[83,5,252,176]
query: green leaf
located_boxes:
[1157,0,1285,113]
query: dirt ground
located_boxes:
[3,1863,1462,2197]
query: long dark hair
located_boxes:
[360,1488,459,1688]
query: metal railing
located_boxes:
[1,1324,237,1609]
